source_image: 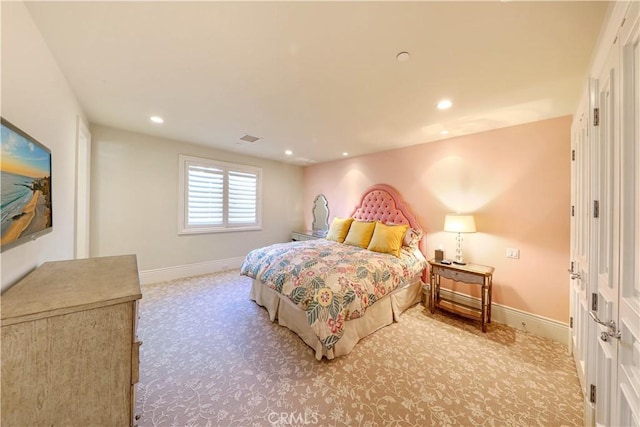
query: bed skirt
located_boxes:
[249,279,424,360]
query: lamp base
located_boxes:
[453,260,467,265]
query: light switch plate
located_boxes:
[506,248,520,259]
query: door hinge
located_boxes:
[593,108,599,126]
[571,205,575,217]
[570,317,574,328]
[570,261,575,273]
[571,149,575,161]
[593,200,599,219]
[590,384,596,404]
[591,293,598,312]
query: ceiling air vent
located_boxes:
[239,134,260,143]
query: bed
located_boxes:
[240,184,427,360]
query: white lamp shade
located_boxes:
[444,214,477,233]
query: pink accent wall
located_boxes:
[303,116,571,323]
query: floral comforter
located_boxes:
[240,239,427,350]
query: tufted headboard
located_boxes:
[350,184,424,252]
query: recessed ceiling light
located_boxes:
[342,152,349,157]
[150,116,164,124]
[396,52,410,62]
[437,100,453,110]
[440,130,449,135]
[285,150,293,156]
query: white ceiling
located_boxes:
[25,1,608,165]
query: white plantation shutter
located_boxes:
[187,164,224,225]
[228,171,258,224]
[179,155,262,233]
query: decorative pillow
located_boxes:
[343,220,377,249]
[326,217,354,243]
[368,222,409,257]
[386,222,423,248]
[403,227,423,248]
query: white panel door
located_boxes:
[617,3,640,426]
[590,38,620,427]
[570,95,593,400]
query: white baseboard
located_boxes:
[431,287,570,346]
[139,257,245,285]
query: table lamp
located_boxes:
[444,214,476,265]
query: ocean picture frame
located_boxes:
[1,118,53,252]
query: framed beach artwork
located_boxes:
[1,118,52,252]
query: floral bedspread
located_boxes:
[240,239,426,350]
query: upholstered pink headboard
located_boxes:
[350,184,424,252]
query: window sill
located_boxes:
[179,225,262,235]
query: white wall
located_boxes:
[90,125,304,275]
[0,2,87,292]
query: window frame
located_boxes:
[178,154,262,234]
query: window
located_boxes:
[179,155,262,234]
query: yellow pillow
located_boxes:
[343,220,377,249]
[367,222,409,257]
[326,217,354,243]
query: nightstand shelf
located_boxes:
[428,259,494,332]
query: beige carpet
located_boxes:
[136,270,583,426]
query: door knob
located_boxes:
[568,268,581,280]
[589,311,612,327]
[590,311,622,341]
[600,330,621,341]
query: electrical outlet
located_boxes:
[506,248,520,259]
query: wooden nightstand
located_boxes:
[291,231,324,241]
[428,259,494,332]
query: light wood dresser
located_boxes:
[1,255,142,427]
